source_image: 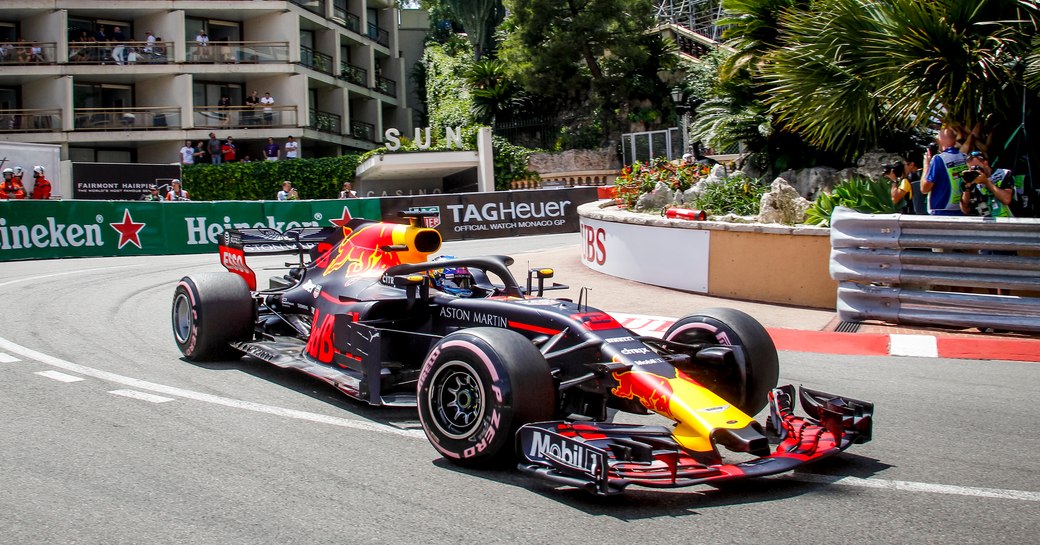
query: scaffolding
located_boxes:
[654,0,725,42]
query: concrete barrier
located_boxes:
[578,201,835,309]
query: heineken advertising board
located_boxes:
[380,187,599,241]
[0,199,379,261]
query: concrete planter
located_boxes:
[578,201,835,309]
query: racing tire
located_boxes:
[417,327,554,468]
[663,308,779,416]
[172,273,254,361]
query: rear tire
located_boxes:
[417,328,554,468]
[663,308,779,415]
[172,273,254,361]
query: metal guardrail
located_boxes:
[0,42,57,64]
[375,75,396,97]
[69,41,170,64]
[186,41,289,64]
[350,119,375,142]
[300,45,333,75]
[339,62,367,86]
[829,206,1040,332]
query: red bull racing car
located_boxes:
[172,211,873,495]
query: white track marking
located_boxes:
[780,473,1040,502]
[110,389,175,404]
[0,264,148,289]
[0,353,20,363]
[0,336,423,439]
[35,370,85,383]
[889,334,939,358]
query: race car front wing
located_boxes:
[516,385,873,495]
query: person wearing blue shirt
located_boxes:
[922,128,967,215]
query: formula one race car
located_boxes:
[172,211,873,495]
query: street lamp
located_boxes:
[671,86,689,159]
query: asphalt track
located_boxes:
[1,234,1038,544]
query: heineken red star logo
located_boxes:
[329,206,353,227]
[109,209,146,249]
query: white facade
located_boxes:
[0,0,421,163]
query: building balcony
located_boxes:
[68,41,170,65]
[335,11,361,34]
[367,23,390,47]
[290,0,326,15]
[375,76,396,98]
[73,107,180,130]
[0,42,57,65]
[309,109,341,134]
[350,119,375,142]
[192,105,298,129]
[0,109,61,133]
[339,62,367,86]
[186,41,290,64]
[299,45,333,75]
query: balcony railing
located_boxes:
[334,10,362,34]
[73,107,180,130]
[299,45,333,75]
[186,41,290,64]
[339,62,367,86]
[375,76,396,98]
[366,23,390,47]
[350,120,375,142]
[0,109,62,133]
[290,0,325,15]
[309,109,342,134]
[68,41,170,65]
[193,104,298,129]
[0,42,58,65]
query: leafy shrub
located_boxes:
[614,158,710,208]
[693,175,768,216]
[804,177,898,226]
[492,136,540,190]
[183,155,361,201]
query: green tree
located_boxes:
[422,0,506,60]
[465,59,527,124]
[763,0,1040,158]
[498,0,674,142]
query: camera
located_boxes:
[928,143,939,156]
[960,165,983,186]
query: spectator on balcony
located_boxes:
[264,137,280,161]
[339,182,357,199]
[218,95,231,128]
[112,26,129,64]
[0,42,11,63]
[16,39,31,64]
[207,133,222,164]
[284,135,299,159]
[29,43,44,63]
[260,92,275,125]
[244,90,260,126]
[194,29,209,62]
[143,31,156,54]
[94,25,107,42]
[221,136,237,163]
[220,38,236,64]
[180,140,196,165]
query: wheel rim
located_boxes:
[426,360,486,440]
[172,292,193,343]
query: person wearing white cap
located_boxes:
[165,179,190,201]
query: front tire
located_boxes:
[417,328,554,468]
[172,273,254,361]
[664,308,779,415]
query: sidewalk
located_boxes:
[513,244,1040,363]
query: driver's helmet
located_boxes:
[430,255,474,297]
[2,168,11,180]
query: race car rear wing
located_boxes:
[218,227,338,290]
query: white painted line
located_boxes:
[35,370,85,383]
[610,312,675,337]
[0,263,148,289]
[110,389,175,404]
[0,336,424,439]
[782,473,1040,503]
[0,353,20,363]
[889,334,939,358]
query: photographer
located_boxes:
[882,162,914,212]
[958,151,1014,218]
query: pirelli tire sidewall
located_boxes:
[417,327,554,468]
[172,273,254,361]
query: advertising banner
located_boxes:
[0,198,379,261]
[580,216,711,293]
[72,162,183,200]
[379,187,599,241]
